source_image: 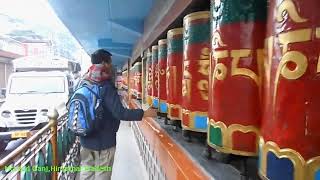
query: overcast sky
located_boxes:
[0,0,64,32]
[0,0,91,71]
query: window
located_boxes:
[9,76,65,94]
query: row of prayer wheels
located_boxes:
[146,11,210,132]
[121,69,128,90]
[140,0,319,179]
[130,62,142,99]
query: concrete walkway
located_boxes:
[76,121,148,180]
[111,121,148,180]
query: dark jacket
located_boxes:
[79,80,144,151]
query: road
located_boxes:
[0,99,26,160]
[0,139,26,179]
[0,138,26,160]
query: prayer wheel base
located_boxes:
[136,93,142,100]
[258,139,320,180]
[207,120,259,157]
[182,129,206,144]
[164,118,168,125]
[182,125,207,133]
[152,98,159,109]
[146,96,153,107]
[167,120,181,132]
[167,103,181,121]
[157,112,167,118]
[204,144,213,160]
[157,112,169,125]
[207,137,258,157]
[159,100,168,114]
[182,129,192,142]
[181,109,208,133]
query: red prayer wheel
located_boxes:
[152,45,159,108]
[122,69,128,90]
[130,65,135,97]
[132,62,142,99]
[158,39,168,114]
[136,62,142,99]
[146,49,153,106]
[259,1,320,180]
[167,28,183,120]
[208,0,266,156]
[141,50,148,104]
[181,11,210,132]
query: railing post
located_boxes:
[48,108,59,180]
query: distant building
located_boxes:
[21,40,52,57]
[0,36,26,89]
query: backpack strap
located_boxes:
[66,85,97,108]
[66,79,100,108]
[78,78,107,97]
[99,84,107,98]
[82,85,99,97]
[78,79,100,96]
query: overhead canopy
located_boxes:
[48,0,154,66]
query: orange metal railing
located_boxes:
[0,109,79,180]
[121,91,211,180]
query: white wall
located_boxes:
[0,57,13,89]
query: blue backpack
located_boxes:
[67,80,105,136]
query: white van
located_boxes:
[0,56,80,151]
[0,71,71,127]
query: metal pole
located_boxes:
[48,108,59,180]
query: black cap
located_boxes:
[91,49,112,64]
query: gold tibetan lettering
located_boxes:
[147,81,152,90]
[316,27,320,39]
[200,47,210,60]
[273,51,308,109]
[213,50,228,81]
[278,28,312,53]
[277,0,307,23]
[317,28,320,73]
[212,31,226,48]
[257,49,264,97]
[166,66,177,95]
[166,67,170,94]
[279,51,308,80]
[317,55,320,73]
[160,69,165,75]
[198,60,210,76]
[148,67,153,81]
[231,49,260,85]
[171,66,177,95]
[265,37,273,85]
[182,61,191,99]
[183,61,192,79]
[155,64,159,77]
[197,80,209,100]
[182,79,191,99]
[155,80,159,89]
